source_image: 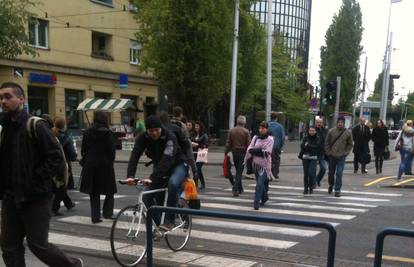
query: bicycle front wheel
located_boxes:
[165,199,192,251]
[110,205,147,267]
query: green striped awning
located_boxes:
[76,98,135,111]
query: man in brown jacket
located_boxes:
[325,116,353,197]
[225,115,251,196]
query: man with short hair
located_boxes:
[315,118,328,186]
[225,115,251,196]
[0,82,83,266]
[325,116,353,197]
[268,112,285,179]
[352,117,371,174]
[127,115,187,231]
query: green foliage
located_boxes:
[0,0,37,58]
[367,72,394,103]
[272,33,310,122]
[319,0,363,112]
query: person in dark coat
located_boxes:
[371,119,389,174]
[80,111,116,224]
[299,126,321,194]
[352,117,371,174]
[315,118,328,186]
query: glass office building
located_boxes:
[251,0,312,69]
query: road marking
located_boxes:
[224,188,325,197]
[392,178,414,186]
[58,216,297,249]
[327,196,390,202]
[200,195,368,212]
[192,218,321,237]
[250,184,402,197]
[364,176,396,186]
[81,195,127,200]
[202,203,355,220]
[270,203,367,213]
[206,192,377,207]
[366,253,414,264]
[49,232,257,267]
[59,201,79,207]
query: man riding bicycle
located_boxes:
[126,115,188,231]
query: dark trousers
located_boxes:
[375,156,384,172]
[195,162,205,188]
[353,152,366,172]
[328,156,345,192]
[232,152,245,193]
[271,149,281,178]
[67,163,75,190]
[303,159,317,191]
[89,194,114,222]
[1,198,79,267]
[52,186,74,213]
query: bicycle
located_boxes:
[110,178,192,267]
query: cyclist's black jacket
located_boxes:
[127,127,185,185]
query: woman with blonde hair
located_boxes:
[395,120,414,179]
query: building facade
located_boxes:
[251,0,312,69]
[0,0,158,129]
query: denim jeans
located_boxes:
[232,152,245,193]
[316,156,327,184]
[142,163,188,224]
[271,149,281,178]
[303,159,317,191]
[328,156,346,192]
[398,149,413,178]
[254,169,269,208]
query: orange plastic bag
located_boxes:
[183,178,198,200]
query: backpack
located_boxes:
[26,117,69,188]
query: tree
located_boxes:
[0,0,37,58]
[319,0,363,112]
[367,72,394,103]
[133,0,260,120]
[272,32,309,122]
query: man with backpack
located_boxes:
[0,82,83,266]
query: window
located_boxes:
[130,40,141,65]
[91,31,113,60]
[29,18,49,49]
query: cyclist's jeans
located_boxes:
[143,163,188,225]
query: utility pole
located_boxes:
[334,76,341,123]
[228,0,240,129]
[380,32,393,122]
[359,56,368,119]
[265,0,273,120]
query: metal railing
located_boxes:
[146,206,337,267]
[374,227,414,267]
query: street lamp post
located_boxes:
[265,0,273,120]
[228,0,240,129]
[379,0,402,122]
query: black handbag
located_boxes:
[383,146,390,160]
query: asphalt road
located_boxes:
[20,155,414,267]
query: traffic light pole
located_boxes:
[334,76,341,123]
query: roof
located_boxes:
[76,98,136,111]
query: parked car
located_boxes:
[111,124,134,149]
[388,130,400,140]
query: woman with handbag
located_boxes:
[298,126,321,194]
[80,111,117,223]
[191,121,208,190]
[244,121,274,210]
[372,120,389,174]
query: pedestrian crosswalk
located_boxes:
[47,183,403,267]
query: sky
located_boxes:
[308,0,414,103]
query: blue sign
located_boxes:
[23,103,29,113]
[29,73,56,84]
[120,74,128,89]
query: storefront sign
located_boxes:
[29,73,57,85]
[119,74,128,89]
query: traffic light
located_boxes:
[325,80,337,105]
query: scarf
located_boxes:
[244,134,274,178]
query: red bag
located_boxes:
[223,155,230,178]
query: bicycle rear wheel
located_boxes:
[110,205,147,267]
[165,199,192,251]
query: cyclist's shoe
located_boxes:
[159,223,175,232]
